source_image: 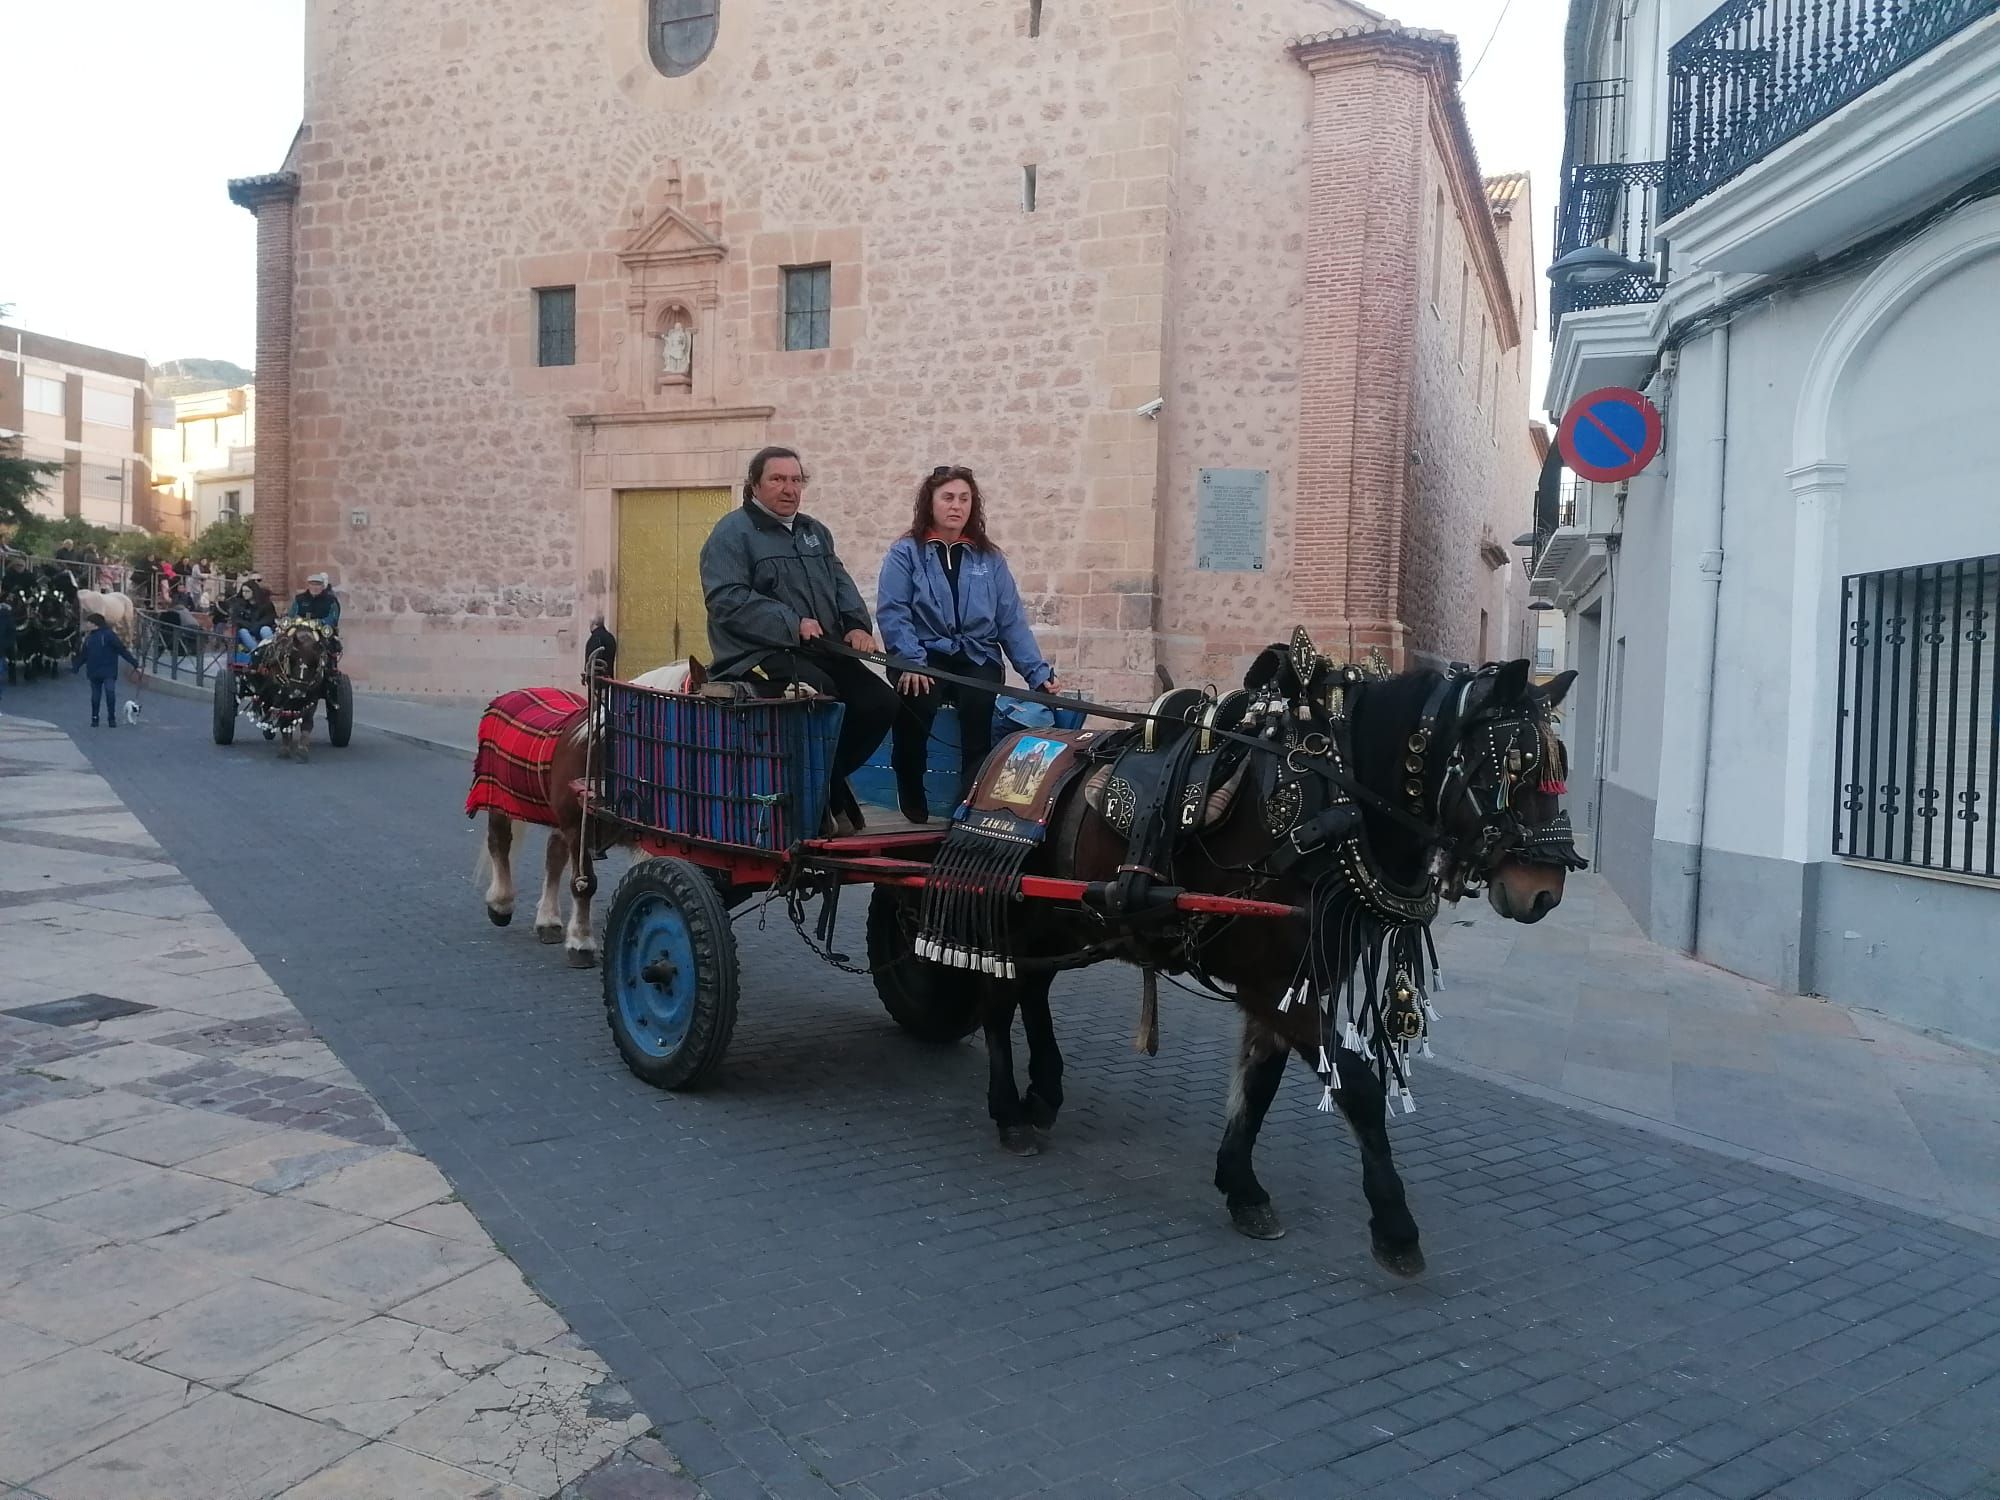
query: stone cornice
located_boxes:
[227,172,301,212]
[1290,26,1523,352]
[568,405,776,428]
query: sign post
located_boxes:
[1557,386,1664,484]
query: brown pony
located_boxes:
[471,660,703,967]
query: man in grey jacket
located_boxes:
[700,446,897,830]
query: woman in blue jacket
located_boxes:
[875,466,1061,823]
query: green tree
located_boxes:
[0,303,66,531]
[193,516,254,573]
[0,452,64,531]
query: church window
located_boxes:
[1029,0,1044,37]
[783,265,832,351]
[1022,165,1038,212]
[648,0,719,78]
[536,287,576,367]
[1429,189,1445,306]
[1456,263,1470,364]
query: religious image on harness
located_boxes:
[988,735,1066,807]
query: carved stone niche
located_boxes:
[657,304,695,389]
[618,172,727,404]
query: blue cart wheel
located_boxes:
[601,857,739,1090]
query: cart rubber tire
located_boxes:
[602,857,739,1090]
[867,885,982,1044]
[326,672,354,747]
[211,668,236,745]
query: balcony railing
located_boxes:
[1553,159,1667,323]
[1665,0,2000,218]
[1530,473,1584,577]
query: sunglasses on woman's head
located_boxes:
[931,465,974,481]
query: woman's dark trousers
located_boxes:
[891,652,1004,819]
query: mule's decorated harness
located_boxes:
[812,630,1582,1113]
[1186,629,1586,1113]
[248,617,336,732]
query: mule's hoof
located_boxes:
[535,924,563,945]
[1023,1094,1061,1131]
[1370,1236,1426,1278]
[486,907,513,928]
[566,947,597,969]
[1230,1202,1286,1240]
[997,1124,1041,1156]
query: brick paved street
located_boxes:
[11,676,2000,1500]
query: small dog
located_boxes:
[123,699,141,725]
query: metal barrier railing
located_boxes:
[134,608,231,687]
[1,550,130,595]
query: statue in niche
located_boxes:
[660,314,694,385]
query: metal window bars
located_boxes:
[1835,554,2000,878]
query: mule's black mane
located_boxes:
[1344,670,1451,887]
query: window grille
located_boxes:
[536,287,576,367]
[648,0,719,77]
[783,265,832,352]
[1835,554,2000,877]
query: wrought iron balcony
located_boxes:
[1665,0,2000,219]
[1530,473,1583,579]
[1553,160,1667,324]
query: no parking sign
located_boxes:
[1557,387,1663,484]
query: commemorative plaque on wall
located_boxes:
[1195,468,1268,572]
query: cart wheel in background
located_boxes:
[867,885,982,1044]
[211,668,236,745]
[326,671,354,747]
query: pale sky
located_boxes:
[0,0,1564,404]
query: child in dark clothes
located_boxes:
[72,613,139,727]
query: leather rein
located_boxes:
[810,639,1525,858]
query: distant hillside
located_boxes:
[153,358,253,398]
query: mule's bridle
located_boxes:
[1407,668,1587,875]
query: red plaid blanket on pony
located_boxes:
[465,686,589,827]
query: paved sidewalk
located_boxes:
[1433,874,2000,1239]
[0,715,696,1500]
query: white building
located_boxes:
[150,384,256,538]
[1541,0,2000,1051]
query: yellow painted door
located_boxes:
[616,487,733,678]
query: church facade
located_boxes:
[232,0,1539,703]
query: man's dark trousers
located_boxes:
[752,651,897,796]
[88,677,116,724]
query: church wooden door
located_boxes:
[615,487,733,677]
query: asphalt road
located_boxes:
[11,674,2000,1500]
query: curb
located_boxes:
[358,718,476,762]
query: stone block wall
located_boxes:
[248,0,1537,702]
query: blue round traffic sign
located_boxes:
[1557,387,1663,483]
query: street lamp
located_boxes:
[1528,598,1558,612]
[1546,245,1657,290]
